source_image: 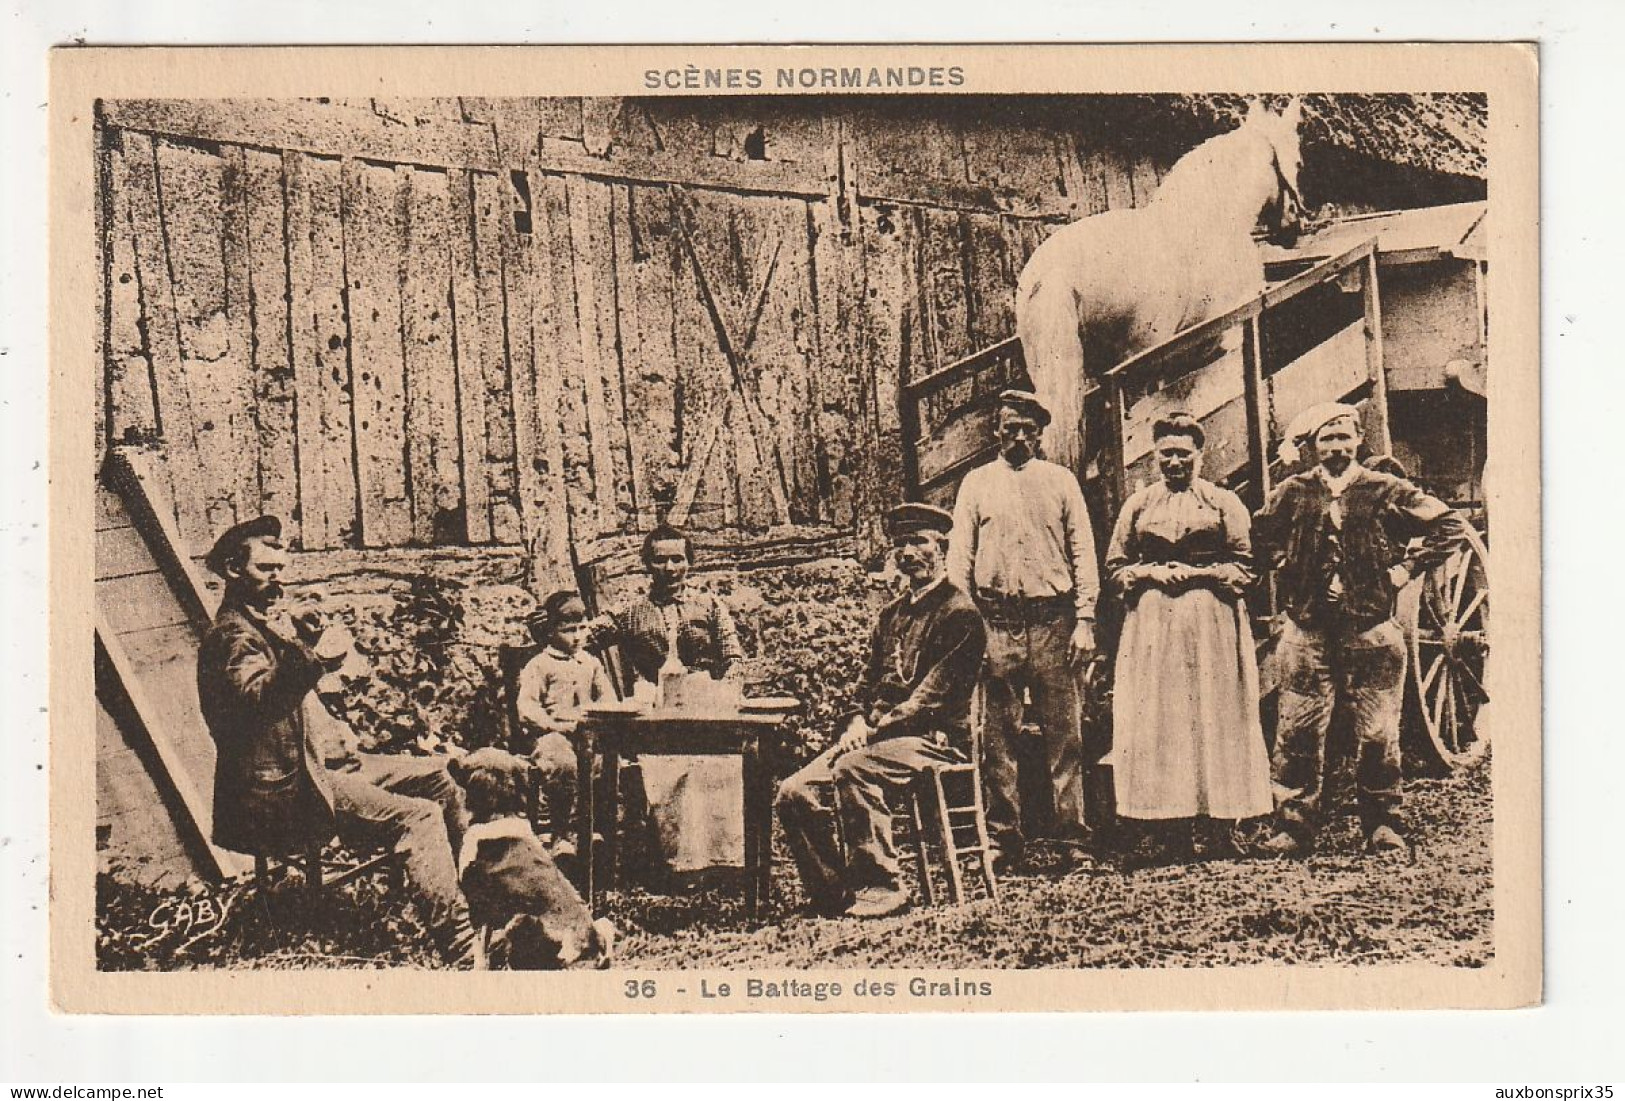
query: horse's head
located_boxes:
[1246,98,1306,247]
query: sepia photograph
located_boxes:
[48,44,1541,1013]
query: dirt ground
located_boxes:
[612,751,1493,970]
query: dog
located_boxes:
[448,747,615,970]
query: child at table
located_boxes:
[514,591,613,853]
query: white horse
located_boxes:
[1016,99,1307,471]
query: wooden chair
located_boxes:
[904,733,1000,905]
[249,838,405,899]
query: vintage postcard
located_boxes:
[50,43,1540,1013]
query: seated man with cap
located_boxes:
[196,515,476,966]
[776,503,987,919]
[946,388,1102,870]
[1253,403,1470,856]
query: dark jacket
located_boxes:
[196,600,336,856]
[856,580,987,749]
[1252,466,1470,630]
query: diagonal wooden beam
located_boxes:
[669,190,791,525]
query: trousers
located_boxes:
[328,752,473,956]
[1272,617,1406,839]
[530,731,580,839]
[775,735,963,906]
[979,610,1089,852]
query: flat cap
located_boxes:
[887,502,955,538]
[203,514,282,576]
[997,388,1051,426]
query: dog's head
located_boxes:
[447,746,534,823]
[496,914,617,971]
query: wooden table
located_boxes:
[576,700,795,921]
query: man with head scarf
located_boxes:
[1253,404,1470,856]
[196,515,475,965]
[947,389,1102,871]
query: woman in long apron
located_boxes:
[1105,413,1273,864]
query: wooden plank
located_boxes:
[445,168,491,543]
[115,621,202,674]
[621,184,679,528]
[97,616,252,880]
[858,200,912,523]
[96,691,201,887]
[567,175,623,537]
[535,140,825,200]
[156,138,255,536]
[282,152,330,548]
[219,145,264,526]
[674,188,792,530]
[521,169,577,591]
[307,154,360,548]
[96,480,131,532]
[122,131,209,547]
[668,239,729,532]
[1099,147,1137,211]
[470,171,520,543]
[585,179,636,531]
[97,572,194,634]
[808,188,860,528]
[963,211,1017,351]
[696,192,775,530]
[103,98,500,172]
[400,168,464,545]
[498,165,546,556]
[767,199,822,523]
[608,183,652,526]
[96,525,160,582]
[1267,321,1368,438]
[104,141,159,447]
[916,206,974,368]
[343,160,413,546]
[242,148,300,539]
[537,98,585,143]
[104,446,221,625]
[535,173,599,543]
[1121,346,1246,460]
[917,405,998,487]
[1239,318,1272,512]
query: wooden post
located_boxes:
[1105,376,1130,529]
[1362,247,1393,456]
[1239,315,1272,513]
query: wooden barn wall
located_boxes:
[95,96,1193,570]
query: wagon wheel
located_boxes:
[1398,524,1491,771]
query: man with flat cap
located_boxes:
[947,388,1101,870]
[196,515,475,964]
[1253,403,1470,856]
[776,503,986,918]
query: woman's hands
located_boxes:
[1119,563,1250,598]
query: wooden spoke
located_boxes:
[1459,588,1488,628]
[1400,524,1490,771]
[1421,653,1447,695]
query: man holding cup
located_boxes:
[196,515,473,964]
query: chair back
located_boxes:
[498,643,541,749]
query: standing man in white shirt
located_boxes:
[948,390,1101,871]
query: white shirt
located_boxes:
[947,456,1100,618]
